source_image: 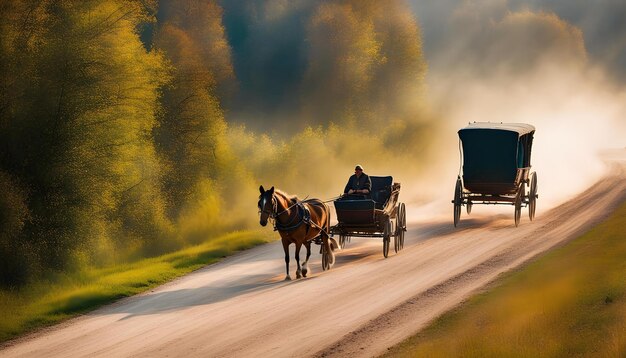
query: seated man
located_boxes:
[343,165,372,197]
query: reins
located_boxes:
[320,195,343,203]
[274,195,309,218]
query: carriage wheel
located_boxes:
[466,201,473,215]
[529,172,538,221]
[514,182,525,227]
[401,203,406,249]
[383,218,391,258]
[393,229,399,253]
[453,178,463,227]
[396,202,406,250]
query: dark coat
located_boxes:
[343,173,372,193]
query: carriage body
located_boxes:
[453,122,538,227]
[330,176,406,257]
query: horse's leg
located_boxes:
[295,242,302,279]
[302,241,311,277]
[323,237,335,267]
[328,210,335,265]
[282,239,291,281]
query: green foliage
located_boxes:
[0,0,434,301]
[385,201,626,357]
[153,0,257,240]
[0,0,265,291]
[0,0,171,283]
[154,18,229,216]
[303,0,427,128]
[0,171,33,286]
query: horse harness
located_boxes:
[275,200,311,231]
[272,199,328,239]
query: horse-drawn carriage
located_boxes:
[330,176,406,258]
[452,122,538,227]
[257,176,406,280]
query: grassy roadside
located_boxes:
[385,201,626,357]
[0,230,273,343]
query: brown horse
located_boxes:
[258,185,335,280]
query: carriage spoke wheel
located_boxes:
[514,182,525,227]
[453,178,463,227]
[529,172,538,221]
[400,203,406,249]
[383,218,391,258]
[393,218,400,253]
[395,202,406,251]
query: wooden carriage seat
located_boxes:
[370,176,393,209]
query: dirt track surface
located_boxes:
[2,163,625,358]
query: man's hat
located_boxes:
[355,165,363,170]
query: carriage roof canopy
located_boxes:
[459,122,535,136]
[458,122,535,190]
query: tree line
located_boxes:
[0,0,430,288]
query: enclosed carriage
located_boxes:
[453,122,538,227]
[330,176,406,257]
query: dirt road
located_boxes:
[2,163,625,358]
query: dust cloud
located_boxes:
[409,3,626,220]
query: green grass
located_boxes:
[385,201,626,357]
[0,230,273,343]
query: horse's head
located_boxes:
[258,185,275,227]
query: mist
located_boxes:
[220,0,436,208]
[411,0,626,81]
[219,0,429,131]
[408,1,626,216]
[218,0,626,219]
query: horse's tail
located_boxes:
[308,199,333,247]
[322,201,338,252]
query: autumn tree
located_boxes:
[0,0,170,285]
[153,0,240,225]
[302,0,426,128]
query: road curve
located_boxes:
[2,164,625,358]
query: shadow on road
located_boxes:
[99,275,281,320]
[96,240,396,320]
[411,214,508,240]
